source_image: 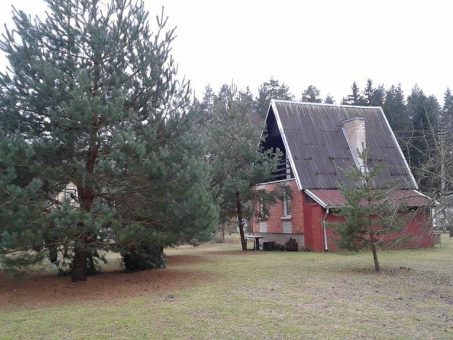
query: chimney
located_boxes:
[342,117,366,171]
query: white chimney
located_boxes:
[342,117,367,171]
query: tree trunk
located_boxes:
[369,231,381,272]
[72,138,98,282]
[370,232,380,272]
[71,247,87,282]
[73,182,95,282]
[235,192,247,251]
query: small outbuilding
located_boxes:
[252,100,433,251]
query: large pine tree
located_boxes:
[0,0,217,281]
[202,84,281,250]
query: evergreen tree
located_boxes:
[383,84,409,132]
[0,0,217,281]
[255,79,293,118]
[204,84,281,250]
[441,88,453,131]
[405,86,440,190]
[216,84,236,108]
[200,85,216,117]
[437,89,453,189]
[342,81,366,106]
[324,94,335,104]
[363,79,375,105]
[301,85,322,103]
[334,150,405,272]
[362,79,385,107]
[239,87,261,124]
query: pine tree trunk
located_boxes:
[71,247,87,282]
[71,138,98,282]
[71,192,93,282]
[235,192,247,251]
[370,232,380,272]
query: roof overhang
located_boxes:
[304,189,432,209]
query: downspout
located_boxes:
[322,207,330,251]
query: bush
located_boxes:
[122,244,166,272]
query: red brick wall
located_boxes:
[324,209,434,251]
[252,182,434,252]
[252,180,304,235]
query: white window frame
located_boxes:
[282,186,291,218]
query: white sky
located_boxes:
[0,0,452,103]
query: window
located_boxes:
[282,221,292,233]
[256,190,267,221]
[63,187,77,206]
[259,221,268,233]
[282,187,291,218]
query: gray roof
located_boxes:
[268,100,417,190]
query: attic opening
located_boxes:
[261,107,294,181]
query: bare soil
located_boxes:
[0,255,210,310]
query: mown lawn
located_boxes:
[1,235,452,339]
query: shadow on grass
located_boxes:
[0,261,214,311]
[165,254,210,265]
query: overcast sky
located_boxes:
[0,0,451,103]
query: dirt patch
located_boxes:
[165,255,207,265]
[0,258,212,311]
[204,250,260,256]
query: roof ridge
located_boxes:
[272,99,382,110]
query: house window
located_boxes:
[256,190,267,221]
[282,221,292,234]
[282,188,291,218]
[259,221,268,233]
[63,187,77,205]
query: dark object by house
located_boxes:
[285,238,299,251]
[263,241,275,251]
[274,243,285,251]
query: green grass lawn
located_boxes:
[1,235,452,339]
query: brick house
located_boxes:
[252,100,434,251]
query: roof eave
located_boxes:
[378,107,419,189]
[271,99,304,191]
